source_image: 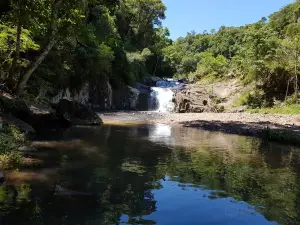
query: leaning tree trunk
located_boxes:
[16,0,60,96]
[16,38,56,95]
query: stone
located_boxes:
[0,95,31,122]
[112,85,140,110]
[1,112,36,135]
[54,185,92,196]
[18,146,37,153]
[142,76,161,86]
[0,95,71,132]
[56,99,102,125]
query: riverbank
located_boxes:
[101,111,300,145]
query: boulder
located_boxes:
[173,87,212,113]
[142,76,161,86]
[18,145,37,153]
[54,185,92,196]
[56,99,102,125]
[0,95,31,122]
[0,95,71,131]
[1,112,36,135]
[174,92,192,113]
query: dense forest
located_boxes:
[163,1,300,108]
[0,0,300,108]
[0,0,172,101]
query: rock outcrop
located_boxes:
[0,95,71,131]
[55,99,102,125]
[174,88,211,113]
[173,85,226,113]
[0,95,31,122]
[112,85,140,110]
[0,112,36,135]
[173,80,244,113]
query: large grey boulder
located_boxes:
[0,95,71,131]
[56,99,102,125]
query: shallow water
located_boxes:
[1,123,300,225]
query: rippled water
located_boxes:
[1,124,300,225]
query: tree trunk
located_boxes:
[16,38,56,95]
[285,78,291,102]
[15,0,60,95]
[9,15,22,78]
[153,55,159,76]
[295,50,299,103]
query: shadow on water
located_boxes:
[1,123,300,224]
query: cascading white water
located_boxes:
[150,87,175,112]
[148,79,182,112]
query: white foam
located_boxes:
[151,87,175,113]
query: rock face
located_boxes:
[0,95,31,122]
[0,95,71,131]
[55,99,102,125]
[142,76,161,87]
[51,83,90,105]
[112,85,140,110]
[90,78,112,109]
[174,88,211,113]
[173,85,227,113]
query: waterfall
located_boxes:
[150,87,175,112]
[148,79,183,112]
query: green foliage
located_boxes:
[0,125,24,169]
[126,48,153,83]
[0,23,39,80]
[193,52,228,80]
[249,104,300,115]
[162,1,300,108]
[0,0,171,97]
[234,90,271,108]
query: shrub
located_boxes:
[0,125,24,169]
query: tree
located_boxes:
[278,23,300,101]
[16,0,87,95]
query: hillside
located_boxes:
[163,1,300,113]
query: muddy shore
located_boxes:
[100,111,300,145]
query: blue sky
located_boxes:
[162,0,295,40]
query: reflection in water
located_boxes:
[149,124,172,145]
[0,124,300,224]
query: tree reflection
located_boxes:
[0,125,300,224]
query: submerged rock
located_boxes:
[18,146,37,153]
[56,99,102,125]
[54,185,92,196]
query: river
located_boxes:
[1,121,300,225]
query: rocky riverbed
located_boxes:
[101,111,300,145]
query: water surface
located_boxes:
[1,123,300,225]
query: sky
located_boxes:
[162,0,295,40]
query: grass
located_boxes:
[249,104,300,115]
